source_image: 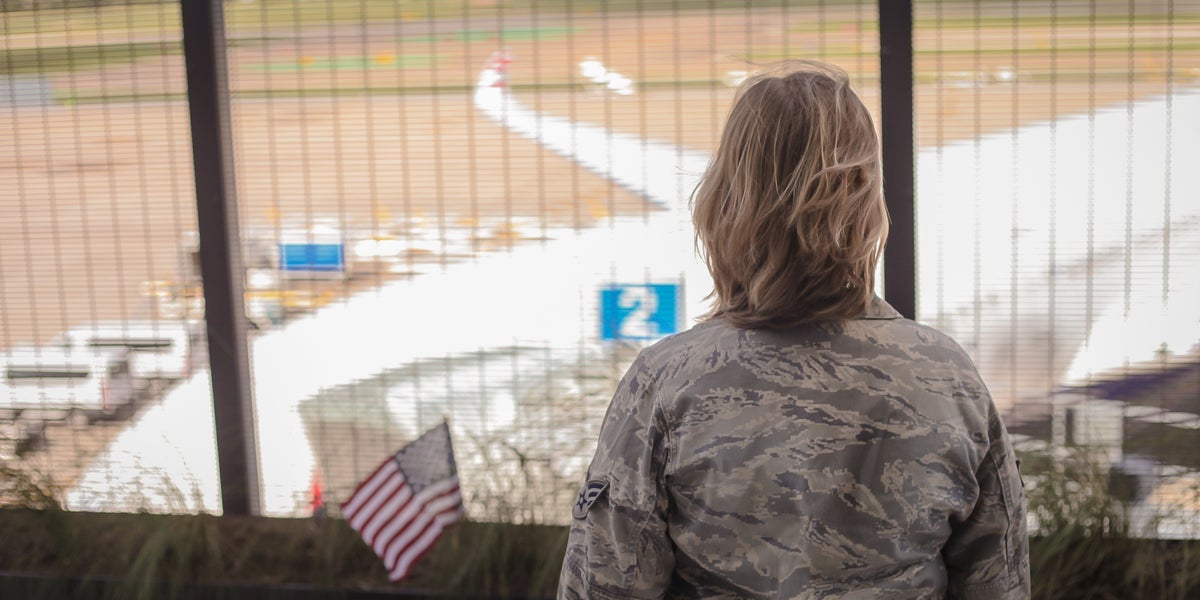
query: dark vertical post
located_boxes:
[181,0,259,516]
[878,0,916,320]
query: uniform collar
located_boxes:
[859,296,903,320]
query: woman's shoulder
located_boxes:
[631,299,986,393]
[632,318,742,379]
[835,296,984,375]
[861,316,983,376]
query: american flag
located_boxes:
[341,421,465,581]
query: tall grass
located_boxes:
[1023,449,1200,599]
[3,430,1198,598]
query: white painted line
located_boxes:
[1122,405,1165,418]
[1134,411,1200,425]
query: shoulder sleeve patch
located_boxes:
[572,479,609,520]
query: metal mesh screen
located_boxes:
[218,0,880,521]
[914,0,1200,538]
[0,0,218,511]
[0,0,882,520]
[3,0,1196,541]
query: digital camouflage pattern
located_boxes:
[559,297,1029,599]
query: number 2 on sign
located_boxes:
[618,287,658,338]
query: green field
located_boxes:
[3,0,1196,38]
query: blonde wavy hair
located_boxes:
[693,61,889,329]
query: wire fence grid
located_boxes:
[0,0,1197,536]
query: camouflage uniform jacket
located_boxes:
[559,297,1029,599]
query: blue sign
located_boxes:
[279,243,346,272]
[600,283,681,341]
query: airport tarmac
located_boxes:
[4,5,1194,348]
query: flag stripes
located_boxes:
[341,422,464,582]
[343,459,401,524]
[362,484,413,546]
[387,483,464,580]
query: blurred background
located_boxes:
[1,0,1197,539]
